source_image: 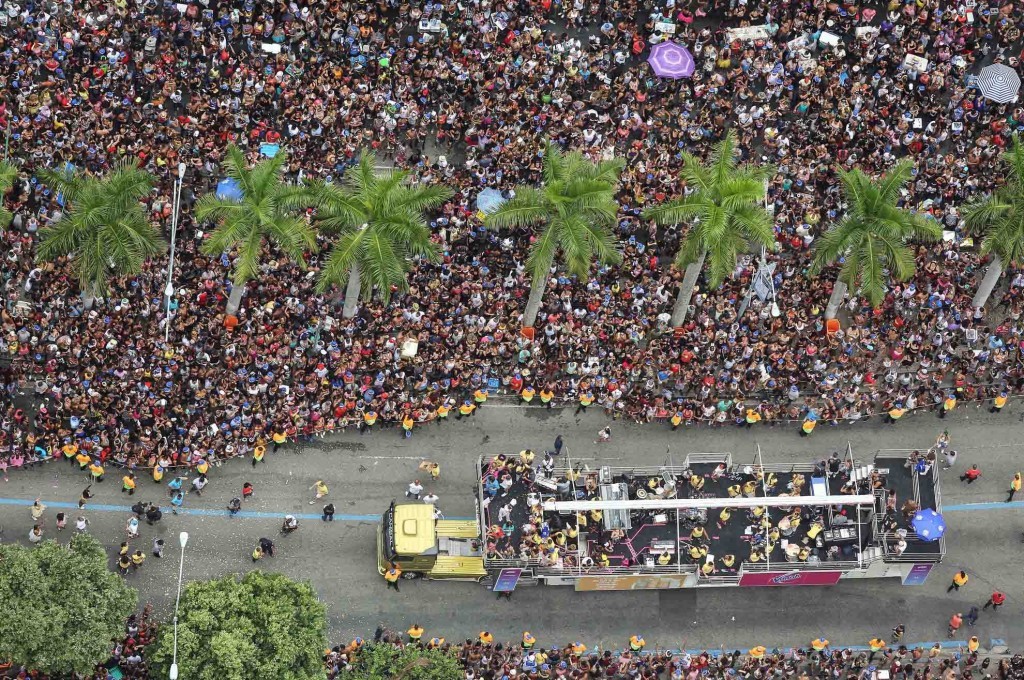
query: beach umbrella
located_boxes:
[910,509,945,542]
[215,178,244,202]
[977,63,1020,104]
[647,41,695,79]
[476,188,506,214]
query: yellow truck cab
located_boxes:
[377,501,487,581]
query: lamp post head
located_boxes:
[177,163,187,179]
[170,663,179,680]
[179,531,189,548]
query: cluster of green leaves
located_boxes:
[36,159,166,297]
[347,643,463,680]
[963,135,1024,266]
[148,571,328,680]
[0,534,138,676]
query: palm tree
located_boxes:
[197,145,316,316]
[810,160,941,318]
[0,160,17,229]
[642,131,775,327]
[962,135,1024,310]
[36,159,165,307]
[484,140,624,329]
[309,153,452,319]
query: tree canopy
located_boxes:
[148,571,328,680]
[347,643,463,680]
[0,534,138,676]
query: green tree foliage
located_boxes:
[0,534,138,675]
[0,160,17,228]
[149,571,328,680]
[348,644,463,680]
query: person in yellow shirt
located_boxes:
[657,550,672,565]
[252,444,266,467]
[479,631,494,644]
[522,632,536,649]
[436,401,451,420]
[457,400,476,419]
[720,554,736,569]
[153,465,164,483]
[272,429,287,452]
[540,388,555,408]
[690,474,705,491]
[196,459,209,476]
[89,461,104,482]
[700,561,715,576]
[742,480,758,496]
[868,638,886,660]
[670,411,683,430]
[629,635,645,652]
[401,414,415,438]
[309,480,329,504]
[384,563,402,591]
[991,390,1009,414]
[427,637,445,649]
[121,473,136,496]
[727,484,742,497]
[407,624,425,643]
[362,410,378,433]
[886,404,906,423]
[744,408,761,427]
[947,570,968,592]
[521,385,536,403]
[62,441,78,461]
[939,393,956,418]
[474,388,488,407]
[1007,472,1022,502]
[800,417,816,437]
[76,451,91,470]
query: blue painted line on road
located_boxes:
[0,497,473,522]
[0,494,1014,522]
[944,500,1023,512]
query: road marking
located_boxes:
[0,497,474,522]
[601,640,967,656]
[943,500,1024,512]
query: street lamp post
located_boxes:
[164,163,187,344]
[169,531,189,680]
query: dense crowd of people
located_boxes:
[327,628,1024,680]
[2,0,1024,473]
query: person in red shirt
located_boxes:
[983,592,1006,611]
[960,464,981,484]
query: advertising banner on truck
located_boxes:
[739,571,843,587]
[575,574,691,591]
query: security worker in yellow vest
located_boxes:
[196,459,209,476]
[717,507,732,529]
[670,411,683,430]
[688,544,708,561]
[252,444,266,467]
[720,554,736,569]
[540,387,555,408]
[474,388,488,407]
[457,400,476,419]
[252,544,264,562]
[576,392,594,414]
[1008,472,1022,502]
[700,560,715,577]
[800,416,816,437]
[992,390,1009,413]
[89,461,104,482]
[407,624,425,643]
[657,550,672,565]
[690,474,705,491]
[886,404,906,424]
[522,632,536,649]
[384,563,402,591]
[76,451,91,469]
[272,429,287,451]
[940,393,956,418]
[153,465,164,483]
[968,636,980,653]
[744,408,761,427]
[402,414,415,436]
[690,526,706,542]
[427,637,445,649]
[362,410,378,434]
[629,635,646,652]
[122,473,136,495]
[479,631,494,644]
[436,400,451,420]
[868,638,886,659]
[130,550,146,571]
[521,385,536,403]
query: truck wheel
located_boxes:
[401,572,421,580]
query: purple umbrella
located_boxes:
[647,41,696,79]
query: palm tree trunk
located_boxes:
[825,278,848,320]
[522,272,549,329]
[670,252,706,327]
[82,289,96,311]
[342,261,361,319]
[226,282,246,317]
[972,254,1003,310]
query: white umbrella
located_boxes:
[977,63,1021,104]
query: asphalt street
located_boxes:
[2,402,1023,651]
